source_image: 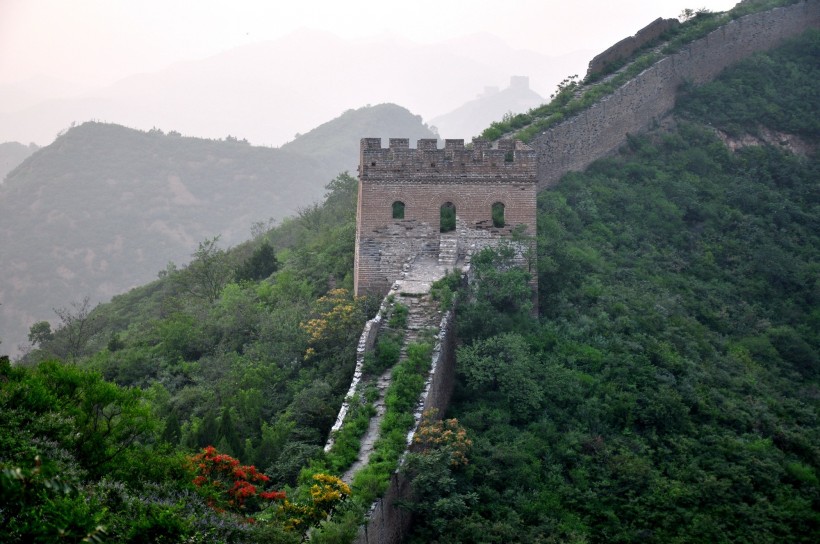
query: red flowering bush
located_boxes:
[189,446,285,518]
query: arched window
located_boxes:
[392,201,405,219]
[492,202,505,228]
[440,202,456,233]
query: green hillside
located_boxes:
[0,104,432,356]
[401,30,819,543]
[2,171,365,543]
[1,25,817,544]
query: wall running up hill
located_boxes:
[534,0,820,187]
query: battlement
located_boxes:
[359,137,537,182]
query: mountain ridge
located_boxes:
[0,31,586,147]
[0,104,433,356]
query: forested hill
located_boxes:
[0,104,431,355]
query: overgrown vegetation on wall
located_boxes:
[480,0,805,143]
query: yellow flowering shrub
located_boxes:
[280,473,351,531]
[413,410,473,467]
[299,289,363,360]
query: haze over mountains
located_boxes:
[431,76,546,140]
[0,26,590,359]
[0,142,39,182]
[0,31,589,147]
[0,104,436,356]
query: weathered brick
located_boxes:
[538,1,820,187]
[354,138,537,297]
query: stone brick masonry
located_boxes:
[586,17,680,79]
[536,0,820,188]
[354,137,537,297]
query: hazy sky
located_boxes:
[2,0,739,87]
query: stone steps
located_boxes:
[341,290,442,484]
[438,235,458,266]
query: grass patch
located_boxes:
[430,270,462,311]
[352,341,433,505]
[323,395,377,474]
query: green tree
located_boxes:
[235,240,278,282]
[457,333,542,421]
[178,236,231,303]
[27,321,53,348]
[52,296,100,362]
[218,406,243,458]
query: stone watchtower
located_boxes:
[354,137,537,297]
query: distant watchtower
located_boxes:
[354,137,537,297]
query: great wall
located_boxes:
[323,2,820,541]
[534,0,820,187]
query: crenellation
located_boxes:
[360,137,537,182]
[355,136,537,298]
[417,138,438,150]
[444,139,464,150]
[497,139,515,152]
[361,137,382,151]
[472,138,492,151]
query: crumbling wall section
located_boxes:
[354,291,460,544]
[536,0,820,187]
[586,17,680,78]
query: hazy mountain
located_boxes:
[0,30,589,147]
[430,76,546,140]
[281,103,437,173]
[0,142,39,182]
[0,103,430,355]
[0,76,93,114]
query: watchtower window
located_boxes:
[392,201,405,219]
[440,202,456,233]
[492,202,505,228]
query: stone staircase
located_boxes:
[341,273,444,484]
[438,234,459,266]
[398,292,440,355]
[342,366,392,483]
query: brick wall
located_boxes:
[537,0,820,188]
[354,138,537,297]
[586,17,680,79]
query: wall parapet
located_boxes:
[534,0,820,187]
[323,293,393,453]
[360,137,536,182]
[586,17,680,78]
